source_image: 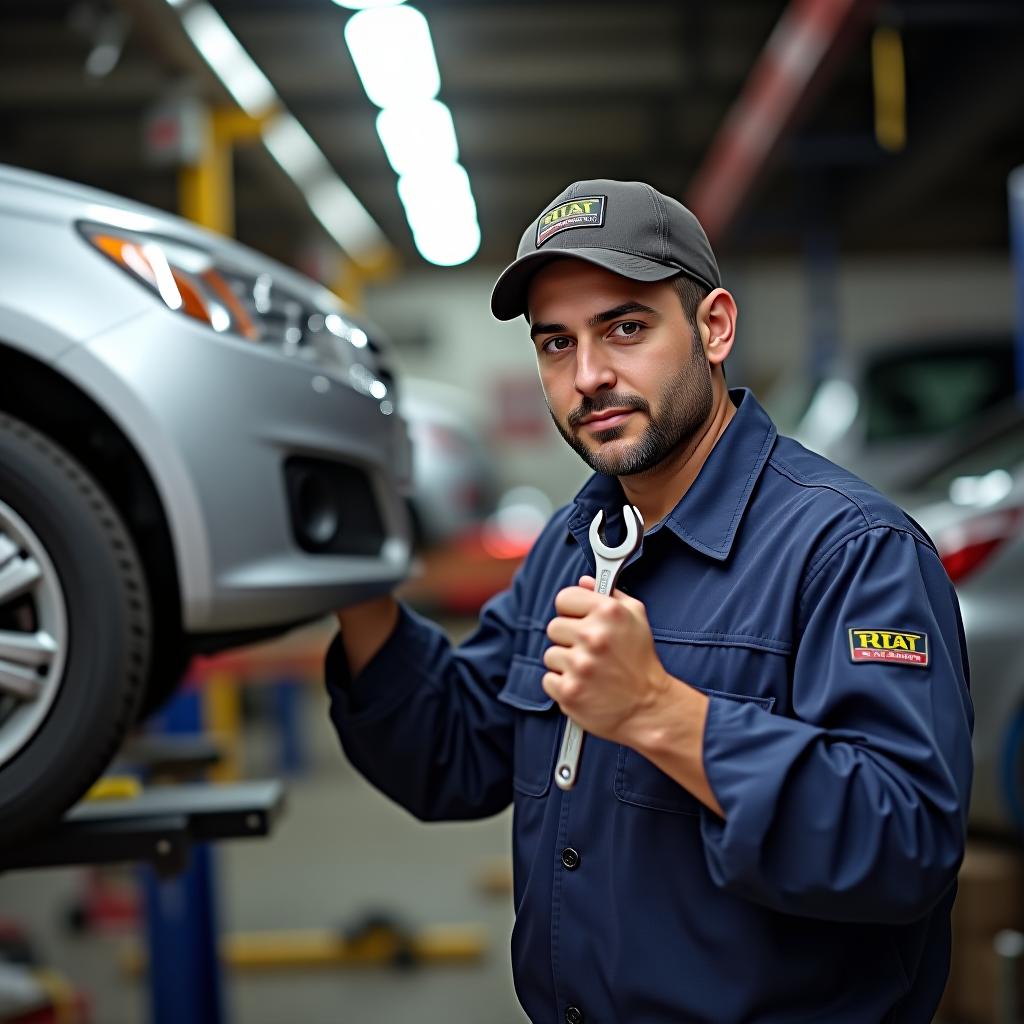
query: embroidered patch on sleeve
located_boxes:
[536,196,606,246]
[848,628,929,667]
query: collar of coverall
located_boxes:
[566,387,778,562]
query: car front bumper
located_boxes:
[59,308,413,632]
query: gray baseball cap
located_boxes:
[490,179,721,321]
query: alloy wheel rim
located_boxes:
[0,498,69,768]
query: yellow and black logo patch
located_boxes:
[848,628,929,668]
[536,196,606,246]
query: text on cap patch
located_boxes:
[536,196,606,247]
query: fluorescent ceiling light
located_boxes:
[398,162,477,230]
[412,219,480,267]
[180,4,276,116]
[332,0,406,8]
[344,5,440,108]
[262,112,332,186]
[376,101,458,176]
[399,163,480,266]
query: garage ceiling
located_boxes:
[3,0,1024,274]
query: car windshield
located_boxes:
[911,406,1024,498]
[863,346,1015,443]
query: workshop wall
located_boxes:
[366,254,1016,507]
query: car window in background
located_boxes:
[864,345,1016,443]
[910,405,1024,498]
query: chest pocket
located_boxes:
[496,655,560,798]
[615,633,782,816]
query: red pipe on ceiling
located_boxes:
[685,0,882,244]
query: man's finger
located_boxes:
[554,585,609,617]
[546,615,584,647]
[543,644,571,673]
[541,671,563,702]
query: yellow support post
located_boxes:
[178,106,273,235]
[202,669,243,783]
[871,26,906,153]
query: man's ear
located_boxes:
[698,288,737,368]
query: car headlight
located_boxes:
[78,222,397,405]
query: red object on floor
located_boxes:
[68,869,139,933]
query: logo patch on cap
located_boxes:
[848,628,929,667]
[536,196,606,247]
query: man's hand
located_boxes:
[543,576,671,748]
[544,575,723,818]
[336,595,400,676]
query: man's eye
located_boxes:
[542,336,575,354]
[614,321,643,338]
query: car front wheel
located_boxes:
[0,414,151,846]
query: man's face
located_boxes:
[527,260,713,477]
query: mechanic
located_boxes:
[325,179,973,1023]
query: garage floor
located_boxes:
[0,664,527,1024]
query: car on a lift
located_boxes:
[0,164,413,845]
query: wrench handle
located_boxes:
[555,716,585,790]
[593,554,626,596]
[554,554,629,790]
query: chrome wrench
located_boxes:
[554,503,644,791]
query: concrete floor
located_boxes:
[0,671,527,1024]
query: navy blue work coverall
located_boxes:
[326,388,974,1024]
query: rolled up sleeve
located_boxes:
[699,526,974,923]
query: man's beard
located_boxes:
[549,330,714,477]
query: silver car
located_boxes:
[900,404,1024,838]
[767,334,1015,490]
[0,164,412,843]
[400,376,498,549]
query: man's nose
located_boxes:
[574,340,616,395]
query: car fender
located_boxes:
[0,306,79,363]
[52,324,214,631]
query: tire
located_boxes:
[0,413,151,846]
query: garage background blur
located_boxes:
[2,0,1024,1021]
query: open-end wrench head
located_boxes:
[589,504,644,559]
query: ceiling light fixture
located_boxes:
[343,5,440,108]
[375,100,459,176]
[179,4,277,116]
[163,0,390,263]
[342,4,479,266]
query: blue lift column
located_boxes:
[1008,166,1024,398]
[140,687,228,1024]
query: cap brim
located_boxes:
[489,248,681,321]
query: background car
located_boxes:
[399,376,499,550]
[0,164,413,844]
[767,333,1016,490]
[897,401,1024,838]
